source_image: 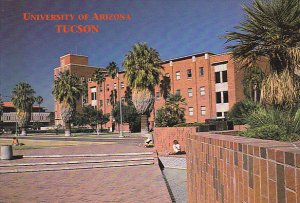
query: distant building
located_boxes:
[0,102,53,130]
[53,54,106,126]
[54,52,269,131]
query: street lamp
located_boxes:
[117,73,124,137]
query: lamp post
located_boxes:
[117,73,124,137]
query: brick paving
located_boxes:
[159,156,187,170]
[0,143,172,202]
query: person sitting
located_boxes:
[169,140,185,155]
[144,138,154,148]
[12,137,20,146]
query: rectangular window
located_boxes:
[199,67,204,76]
[165,73,170,77]
[91,92,97,100]
[216,92,222,103]
[215,72,221,83]
[121,82,125,89]
[107,99,110,105]
[188,88,193,97]
[189,107,194,116]
[222,71,228,82]
[187,69,192,79]
[106,84,110,91]
[176,89,181,96]
[156,92,161,100]
[200,86,205,96]
[176,71,180,80]
[223,91,229,103]
[113,83,117,90]
[224,112,228,118]
[99,84,103,92]
[200,106,206,115]
[88,78,92,82]
[100,100,103,107]
[217,112,223,117]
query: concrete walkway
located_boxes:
[0,143,172,202]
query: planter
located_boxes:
[1,145,13,160]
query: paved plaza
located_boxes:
[0,141,172,202]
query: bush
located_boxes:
[240,106,300,141]
[174,122,204,127]
[228,100,260,125]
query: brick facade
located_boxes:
[187,132,300,203]
[54,52,268,130]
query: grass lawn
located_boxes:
[0,139,115,150]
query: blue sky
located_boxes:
[0,0,249,111]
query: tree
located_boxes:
[109,89,117,108]
[124,86,133,105]
[160,75,171,99]
[112,101,141,132]
[155,94,186,127]
[81,80,88,104]
[35,95,44,130]
[106,61,119,79]
[224,0,300,73]
[53,71,82,136]
[123,42,163,134]
[224,0,300,107]
[11,82,36,136]
[242,67,265,102]
[93,69,106,111]
[0,96,4,132]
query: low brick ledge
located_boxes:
[190,132,300,168]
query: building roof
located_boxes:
[161,51,216,64]
[2,102,44,109]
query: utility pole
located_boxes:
[117,73,124,137]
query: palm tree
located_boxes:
[224,0,300,73]
[53,71,81,136]
[123,42,162,134]
[11,82,36,136]
[224,0,300,107]
[107,61,118,79]
[93,69,106,109]
[81,80,88,105]
[35,95,43,130]
[242,67,265,102]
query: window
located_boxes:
[113,83,117,90]
[176,71,180,80]
[224,112,228,118]
[187,69,192,78]
[107,99,110,105]
[199,67,204,76]
[215,72,221,83]
[121,82,125,89]
[100,100,103,107]
[188,107,194,116]
[188,88,193,97]
[99,84,103,92]
[215,70,228,83]
[217,112,223,117]
[200,106,206,115]
[80,77,85,82]
[121,97,125,102]
[216,91,229,103]
[223,91,229,103]
[216,92,222,103]
[156,92,161,100]
[176,89,181,96]
[88,78,92,82]
[106,84,110,91]
[165,73,170,77]
[222,71,228,82]
[200,87,205,96]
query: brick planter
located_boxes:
[187,132,300,203]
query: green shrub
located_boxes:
[174,122,204,127]
[240,106,300,141]
[228,100,260,125]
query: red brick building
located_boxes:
[54,54,106,126]
[54,52,269,130]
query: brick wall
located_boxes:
[153,127,197,155]
[187,132,300,203]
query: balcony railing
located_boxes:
[1,112,51,123]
